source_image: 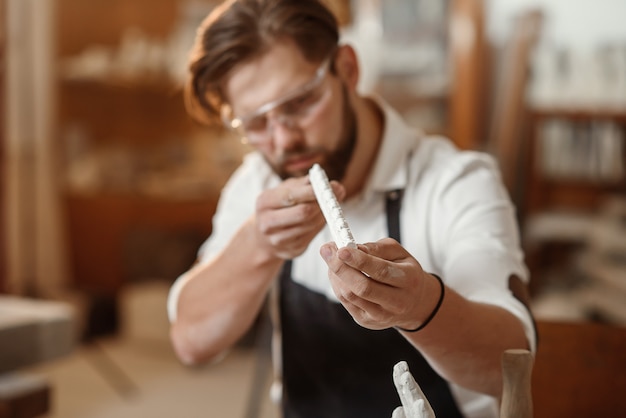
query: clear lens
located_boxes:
[222,57,331,144]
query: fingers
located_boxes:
[328,180,347,202]
[255,176,326,259]
[259,200,324,232]
[256,176,324,233]
[357,238,412,262]
[321,242,398,328]
[257,205,325,260]
[335,242,416,288]
[326,274,388,328]
[321,240,427,329]
[256,176,316,211]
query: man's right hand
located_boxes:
[254,175,345,259]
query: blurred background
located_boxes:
[1,0,625,417]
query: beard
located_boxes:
[271,84,357,181]
[321,85,357,182]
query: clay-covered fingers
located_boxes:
[254,176,326,259]
[327,179,347,202]
[336,238,420,287]
[320,242,396,329]
[357,238,413,262]
[321,238,432,329]
[257,199,324,234]
[256,176,316,210]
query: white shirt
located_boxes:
[168,98,536,418]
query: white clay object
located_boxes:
[392,361,436,418]
[309,163,357,249]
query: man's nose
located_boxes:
[271,116,304,149]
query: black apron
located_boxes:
[279,190,464,417]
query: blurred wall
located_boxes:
[487,0,626,47]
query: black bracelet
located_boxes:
[395,274,445,333]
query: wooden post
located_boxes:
[500,348,534,418]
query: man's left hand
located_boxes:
[320,238,439,331]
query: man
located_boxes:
[167,0,536,416]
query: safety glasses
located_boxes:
[221,57,332,144]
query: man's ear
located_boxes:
[334,44,359,91]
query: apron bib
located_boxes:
[279,190,464,417]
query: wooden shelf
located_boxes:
[531,106,626,122]
[524,109,626,218]
[523,105,626,295]
[55,0,226,296]
[64,193,217,295]
[58,78,200,146]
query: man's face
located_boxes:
[223,42,356,181]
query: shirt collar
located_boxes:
[363,95,423,195]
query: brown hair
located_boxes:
[185,0,340,126]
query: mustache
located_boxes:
[277,147,321,167]
[272,147,323,179]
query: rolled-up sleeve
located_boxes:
[431,153,536,352]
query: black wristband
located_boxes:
[395,274,445,333]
